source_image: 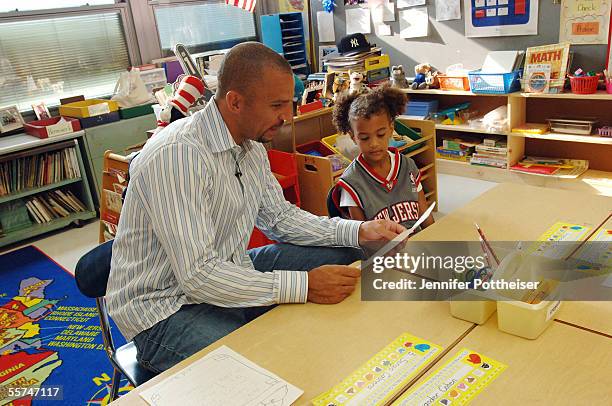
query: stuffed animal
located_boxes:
[411,63,430,90]
[390,65,409,89]
[348,70,369,96]
[332,76,349,102]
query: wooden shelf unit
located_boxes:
[402,89,612,195]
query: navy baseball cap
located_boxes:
[337,33,372,56]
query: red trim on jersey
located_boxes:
[336,179,364,209]
[356,147,400,192]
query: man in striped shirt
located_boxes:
[106,42,405,374]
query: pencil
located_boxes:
[474,223,500,265]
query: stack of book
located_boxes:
[510,157,588,178]
[24,189,86,224]
[470,137,508,169]
[323,48,382,74]
[436,136,479,162]
[0,147,81,197]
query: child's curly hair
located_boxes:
[332,83,408,134]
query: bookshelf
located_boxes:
[401,89,612,196]
[260,12,310,80]
[0,131,96,248]
[99,150,129,243]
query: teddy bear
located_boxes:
[390,65,409,89]
[411,63,440,90]
[348,70,369,96]
[332,75,349,102]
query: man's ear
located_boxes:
[225,90,244,114]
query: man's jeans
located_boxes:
[132,244,363,373]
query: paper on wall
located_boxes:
[376,24,393,35]
[317,11,336,42]
[399,7,429,38]
[346,8,372,34]
[435,0,461,21]
[397,0,426,7]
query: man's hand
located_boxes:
[358,219,406,246]
[307,265,361,304]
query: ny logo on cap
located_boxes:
[351,38,360,48]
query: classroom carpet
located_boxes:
[0,245,131,405]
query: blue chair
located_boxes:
[75,240,156,400]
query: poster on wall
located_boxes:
[559,0,611,44]
[464,0,539,37]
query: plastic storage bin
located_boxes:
[468,70,521,94]
[296,140,335,157]
[23,117,81,139]
[569,75,599,95]
[119,103,154,119]
[405,100,439,117]
[79,111,121,128]
[450,295,497,324]
[438,75,470,91]
[59,99,119,118]
[494,251,563,339]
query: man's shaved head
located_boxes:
[215,42,292,100]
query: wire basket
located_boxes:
[468,70,522,94]
[569,75,600,94]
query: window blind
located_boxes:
[0,12,130,111]
[155,2,256,56]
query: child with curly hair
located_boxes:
[331,84,434,232]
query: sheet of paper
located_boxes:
[139,346,303,406]
[393,348,507,405]
[527,222,592,259]
[312,333,443,405]
[346,8,372,34]
[372,0,396,22]
[317,11,336,42]
[482,51,520,73]
[376,23,392,35]
[397,0,425,7]
[374,202,436,260]
[399,7,429,38]
[384,1,396,20]
[435,0,461,21]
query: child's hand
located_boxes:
[358,219,406,246]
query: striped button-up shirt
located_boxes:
[106,100,362,341]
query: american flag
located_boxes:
[225,0,256,13]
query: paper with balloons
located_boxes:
[312,333,442,405]
[393,348,507,405]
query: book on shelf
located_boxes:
[0,147,81,197]
[510,157,589,178]
[0,200,32,233]
[524,43,570,92]
[22,189,88,224]
[475,144,507,155]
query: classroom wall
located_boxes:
[308,1,609,75]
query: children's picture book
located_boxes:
[524,43,571,92]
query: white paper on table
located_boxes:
[376,23,393,35]
[399,7,429,38]
[346,8,372,34]
[139,346,303,406]
[435,0,460,21]
[316,11,335,42]
[397,0,426,8]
